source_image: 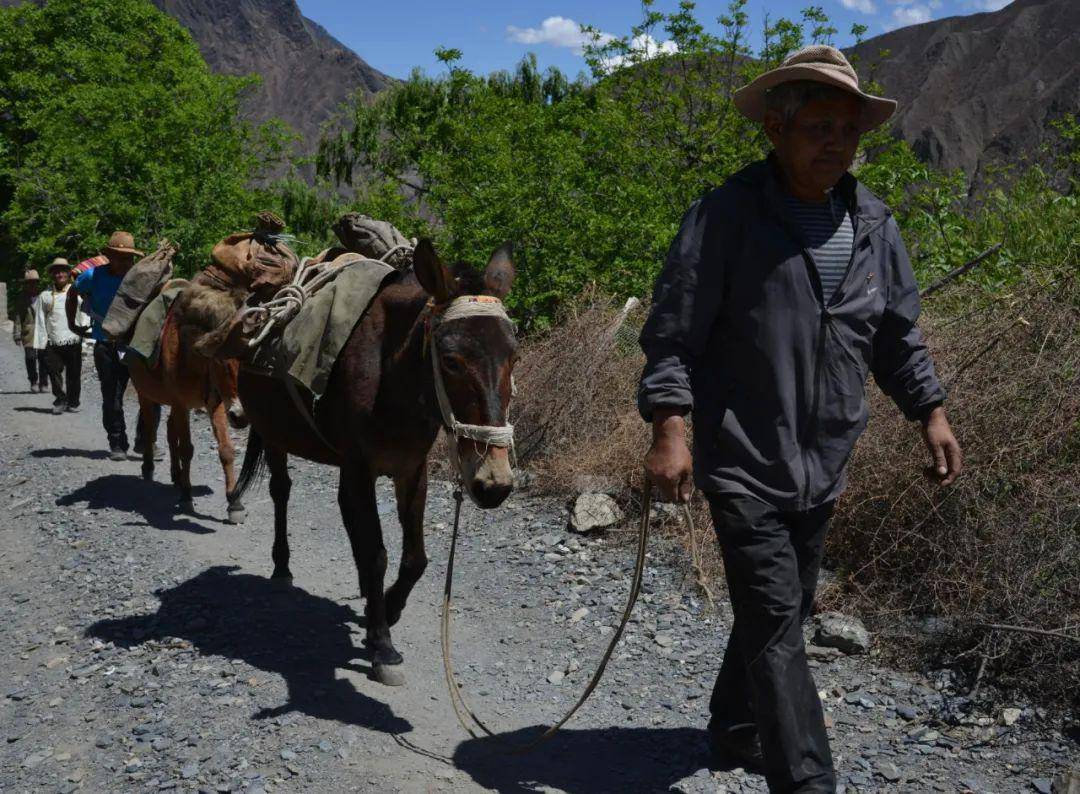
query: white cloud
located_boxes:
[969,0,1012,10]
[507,17,677,68]
[602,34,679,70]
[840,0,877,13]
[506,16,611,54]
[887,3,934,28]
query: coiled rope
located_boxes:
[237,244,414,349]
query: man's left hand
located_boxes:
[920,406,962,487]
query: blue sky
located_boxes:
[296,0,1012,80]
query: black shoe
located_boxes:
[708,728,764,771]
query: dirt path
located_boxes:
[0,335,1074,794]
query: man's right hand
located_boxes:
[645,409,693,503]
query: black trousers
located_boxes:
[45,342,82,408]
[23,347,47,387]
[94,341,130,450]
[92,341,161,452]
[707,492,835,794]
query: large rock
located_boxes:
[569,493,624,534]
[813,612,871,655]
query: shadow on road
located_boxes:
[453,725,714,792]
[13,405,55,414]
[32,447,111,460]
[88,565,412,736]
[57,473,217,533]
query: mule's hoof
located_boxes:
[226,508,247,525]
[177,498,195,514]
[270,576,294,590]
[373,663,406,687]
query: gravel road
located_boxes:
[0,335,1075,793]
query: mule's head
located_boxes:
[414,239,518,509]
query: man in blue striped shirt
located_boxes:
[639,46,962,793]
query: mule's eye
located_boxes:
[442,356,463,374]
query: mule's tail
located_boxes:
[232,429,267,503]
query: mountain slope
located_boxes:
[849,0,1079,179]
[149,0,391,153]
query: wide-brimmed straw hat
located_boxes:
[47,257,71,273]
[733,45,896,132]
[23,269,40,282]
[101,230,144,257]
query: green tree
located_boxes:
[0,0,288,278]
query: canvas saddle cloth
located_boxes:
[241,256,398,397]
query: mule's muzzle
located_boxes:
[460,444,514,509]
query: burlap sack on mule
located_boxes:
[102,241,178,341]
[244,256,398,397]
[126,279,190,367]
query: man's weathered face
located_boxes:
[52,269,70,288]
[766,94,862,197]
[106,251,136,271]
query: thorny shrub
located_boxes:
[511,273,1080,706]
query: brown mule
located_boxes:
[127,308,249,524]
[229,239,518,686]
[126,223,298,523]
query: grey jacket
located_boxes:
[638,157,945,510]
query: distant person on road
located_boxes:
[39,258,83,414]
[638,46,963,793]
[67,231,160,461]
[12,268,47,393]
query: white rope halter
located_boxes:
[428,295,516,450]
[237,244,413,348]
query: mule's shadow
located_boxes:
[453,725,716,793]
[33,447,111,460]
[57,473,217,533]
[88,565,411,735]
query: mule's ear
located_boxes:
[483,242,515,300]
[413,238,455,303]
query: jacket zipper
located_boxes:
[797,213,890,508]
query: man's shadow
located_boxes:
[88,565,411,734]
[33,448,111,460]
[13,405,55,414]
[57,473,217,533]
[452,725,717,793]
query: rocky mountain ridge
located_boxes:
[850,0,1079,178]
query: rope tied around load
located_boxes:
[237,244,414,349]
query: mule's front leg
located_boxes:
[386,463,429,628]
[168,410,195,513]
[208,402,245,524]
[266,447,293,584]
[339,459,404,686]
[137,394,158,483]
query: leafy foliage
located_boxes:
[319,1,1079,329]
[0,0,289,278]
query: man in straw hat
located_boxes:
[68,231,160,461]
[12,268,47,392]
[39,258,83,414]
[638,46,962,791]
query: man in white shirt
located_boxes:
[40,258,83,414]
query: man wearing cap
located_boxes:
[39,258,83,414]
[67,231,159,460]
[12,269,48,392]
[638,46,962,792]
